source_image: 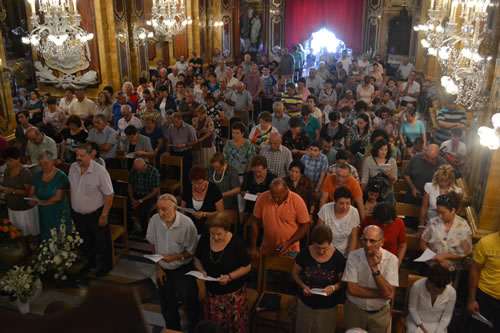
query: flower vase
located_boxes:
[16,298,30,314]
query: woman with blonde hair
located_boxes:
[418,165,461,236]
[122,81,138,108]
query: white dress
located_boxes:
[318,204,360,256]
[407,278,456,333]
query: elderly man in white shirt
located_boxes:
[117,104,142,146]
[69,143,114,277]
[396,56,416,81]
[342,225,399,333]
[259,133,293,178]
[305,68,325,97]
[146,194,199,333]
[399,71,420,107]
[174,55,189,75]
[225,67,240,89]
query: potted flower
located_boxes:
[0,218,26,264]
[35,223,84,287]
[0,265,41,314]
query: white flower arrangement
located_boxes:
[35,222,84,281]
[0,266,39,302]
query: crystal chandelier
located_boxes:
[22,0,94,70]
[478,113,500,150]
[414,0,493,112]
[146,0,192,42]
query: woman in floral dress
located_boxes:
[205,93,224,151]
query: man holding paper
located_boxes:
[467,230,500,332]
[248,178,309,259]
[342,225,399,333]
[146,194,199,333]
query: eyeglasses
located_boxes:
[361,237,383,244]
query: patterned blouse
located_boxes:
[347,126,372,152]
[422,215,472,271]
[192,116,214,148]
[282,129,310,152]
[223,139,257,175]
[207,104,223,147]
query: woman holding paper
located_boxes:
[420,191,472,272]
[30,150,72,241]
[181,166,224,235]
[292,225,345,333]
[407,264,456,333]
[1,147,40,247]
[360,139,397,203]
[194,212,251,332]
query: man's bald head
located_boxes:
[362,225,383,240]
[426,144,440,159]
[270,178,288,204]
[133,158,147,172]
[26,127,43,143]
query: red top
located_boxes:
[360,215,407,256]
[127,93,139,108]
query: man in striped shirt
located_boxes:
[434,102,467,146]
[281,82,302,117]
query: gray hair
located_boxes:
[75,143,94,155]
[158,193,177,207]
[121,104,132,113]
[37,149,56,161]
[362,225,384,239]
[116,91,126,98]
[272,101,284,111]
[95,113,107,122]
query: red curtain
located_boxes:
[285,0,364,53]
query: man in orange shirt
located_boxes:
[320,164,365,220]
[248,178,310,259]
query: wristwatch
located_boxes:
[372,270,381,276]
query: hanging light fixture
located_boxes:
[146,0,192,42]
[414,0,493,113]
[478,113,500,150]
[22,0,94,70]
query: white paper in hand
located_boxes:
[413,248,436,262]
[126,152,136,159]
[186,270,219,281]
[144,254,164,263]
[243,193,258,201]
[310,288,328,296]
[178,206,197,214]
[23,197,39,202]
[377,164,391,172]
[472,313,493,328]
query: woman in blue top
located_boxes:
[30,150,71,241]
[300,106,320,142]
[400,108,426,150]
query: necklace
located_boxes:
[43,168,56,180]
[213,165,227,183]
[210,247,225,263]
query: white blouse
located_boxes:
[318,204,360,256]
[407,278,456,333]
[423,183,462,221]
